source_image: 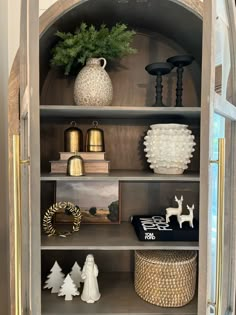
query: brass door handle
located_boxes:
[209,138,225,315]
[13,135,22,315]
[20,159,30,165]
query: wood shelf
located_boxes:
[41,222,199,250]
[40,105,201,119]
[41,171,200,182]
[42,272,197,315]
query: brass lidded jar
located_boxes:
[64,121,83,152]
[86,121,105,152]
[67,153,85,176]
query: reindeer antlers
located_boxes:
[187,204,194,210]
[175,195,184,202]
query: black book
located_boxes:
[131,215,199,242]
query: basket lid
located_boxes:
[136,250,197,265]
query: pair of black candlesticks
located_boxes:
[145,55,194,107]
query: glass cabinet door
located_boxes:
[208,1,236,314]
[19,0,41,314]
[201,1,236,315]
[207,1,236,314]
[208,114,226,315]
[208,117,236,315]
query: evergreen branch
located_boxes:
[51,23,137,75]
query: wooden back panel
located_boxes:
[121,182,199,222]
[41,32,201,107]
[41,250,134,281]
[40,118,200,173]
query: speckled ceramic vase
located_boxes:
[144,123,196,175]
[74,58,113,106]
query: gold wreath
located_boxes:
[43,202,82,237]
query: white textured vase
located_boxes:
[74,58,113,106]
[144,124,196,175]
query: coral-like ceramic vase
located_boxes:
[74,57,113,106]
[144,124,196,175]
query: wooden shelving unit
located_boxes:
[39,1,203,314]
[41,273,198,315]
[41,222,199,250]
[10,0,236,314]
[41,171,200,182]
[40,105,201,119]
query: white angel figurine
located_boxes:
[81,254,101,303]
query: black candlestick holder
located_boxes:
[145,62,174,107]
[167,55,194,107]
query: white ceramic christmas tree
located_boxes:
[70,262,83,288]
[81,254,101,303]
[58,274,80,301]
[44,261,65,293]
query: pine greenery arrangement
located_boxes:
[51,23,137,75]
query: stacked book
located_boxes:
[131,215,199,241]
[50,152,110,174]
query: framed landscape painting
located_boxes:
[56,181,120,224]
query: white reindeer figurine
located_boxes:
[165,196,183,224]
[178,204,194,229]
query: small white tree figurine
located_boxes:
[70,262,83,288]
[81,254,101,303]
[44,261,65,293]
[178,204,195,229]
[58,274,80,301]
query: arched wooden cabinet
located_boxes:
[8,0,236,315]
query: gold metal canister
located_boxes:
[86,121,105,152]
[67,154,85,176]
[64,121,83,152]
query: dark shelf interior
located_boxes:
[40,117,200,174]
[41,222,199,250]
[42,272,198,315]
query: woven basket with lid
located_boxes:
[134,250,197,307]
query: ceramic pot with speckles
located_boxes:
[74,57,113,106]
